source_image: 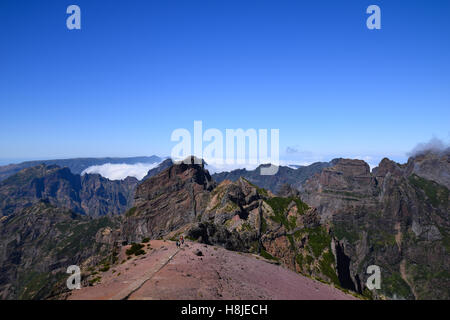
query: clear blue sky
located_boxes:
[0,0,449,166]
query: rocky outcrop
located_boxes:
[121,157,215,242]
[405,150,450,189]
[0,164,138,217]
[301,159,378,222]
[300,153,450,299]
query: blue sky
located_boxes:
[0,0,449,167]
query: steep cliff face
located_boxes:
[301,153,450,299]
[405,151,450,189]
[0,164,138,217]
[0,201,118,300]
[121,157,215,242]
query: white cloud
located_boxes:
[408,137,449,157]
[205,159,314,174]
[205,162,259,174]
[82,162,160,180]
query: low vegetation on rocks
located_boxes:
[126,243,145,256]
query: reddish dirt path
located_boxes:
[69,240,356,300]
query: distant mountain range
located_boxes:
[211,160,340,193]
[0,156,163,181]
[0,158,172,218]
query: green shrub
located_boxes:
[89,276,101,285]
[383,272,413,299]
[266,196,309,230]
[126,243,145,256]
[319,250,339,285]
[260,216,268,233]
[99,264,110,272]
[409,174,449,207]
[134,249,145,256]
[125,207,137,217]
[260,249,278,261]
[306,227,331,258]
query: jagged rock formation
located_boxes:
[0,201,118,299]
[212,161,337,193]
[122,157,215,241]
[301,152,450,299]
[404,150,450,189]
[122,159,342,288]
[0,164,138,217]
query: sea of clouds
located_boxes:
[80,137,449,180]
[204,160,314,174]
[82,162,160,180]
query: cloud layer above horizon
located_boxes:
[82,162,160,180]
[408,137,449,157]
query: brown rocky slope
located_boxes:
[68,240,355,300]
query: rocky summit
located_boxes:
[122,156,215,241]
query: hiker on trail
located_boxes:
[180,235,184,246]
[176,240,180,248]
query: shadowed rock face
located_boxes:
[121,158,215,241]
[0,164,138,217]
[300,154,450,300]
[141,158,174,182]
